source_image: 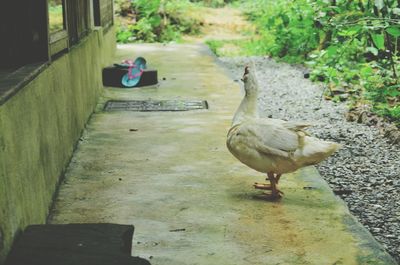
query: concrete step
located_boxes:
[5,224,150,265]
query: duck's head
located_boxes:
[241,66,258,96]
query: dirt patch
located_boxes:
[346,106,400,144]
[183,6,254,43]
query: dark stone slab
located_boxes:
[5,223,151,265]
[102,66,158,88]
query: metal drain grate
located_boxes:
[104,99,208,112]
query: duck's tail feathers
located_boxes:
[295,137,341,166]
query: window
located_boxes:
[0,0,113,104]
[0,0,49,103]
[48,0,65,33]
[0,0,48,69]
[48,0,91,53]
[48,0,68,56]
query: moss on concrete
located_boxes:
[0,27,115,263]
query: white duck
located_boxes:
[226,66,341,200]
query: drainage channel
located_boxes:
[104,100,208,112]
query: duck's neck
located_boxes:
[232,92,258,126]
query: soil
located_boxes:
[182,6,253,43]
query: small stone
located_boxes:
[372,204,383,209]
[372,228,381,233]
[376,193,385,199]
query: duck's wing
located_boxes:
[257,118,312,133]
[282,121,313,132]
[237,120,301,158]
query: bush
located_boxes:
[239,0,400,122]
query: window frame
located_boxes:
[67,0,91,45]
[93,0,114,31]
[0,0,49,105]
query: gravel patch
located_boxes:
[218,56,400,263]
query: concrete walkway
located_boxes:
[49,44,396,265]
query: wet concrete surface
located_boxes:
[49,44,397,265]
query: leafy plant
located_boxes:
[235,0,400,122]
[240,0,320,63]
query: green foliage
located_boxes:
[241,0,320,63]
[115,0,203,43]
[237,0,400,122]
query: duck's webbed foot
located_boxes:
[253,182,272,190]
[253,172,283,201]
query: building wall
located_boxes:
[0,27,115,262]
